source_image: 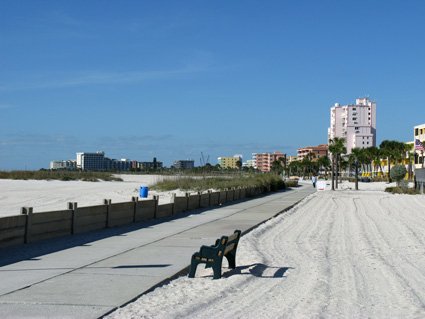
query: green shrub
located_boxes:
[284,180,299,188]
[390,165,407,186]
[385,186,419,194]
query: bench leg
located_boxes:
[225,251,236,269]
[212,263,222,279]
[188,258,200,278]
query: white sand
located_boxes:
[0,174,186,217]
[107,182,425,319]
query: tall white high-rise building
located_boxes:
[328,97,376,154]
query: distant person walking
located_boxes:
[312,175,317,188]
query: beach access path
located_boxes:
[0,184,315,319]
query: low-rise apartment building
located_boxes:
[218,155,242,169]
[253,151,285,173]
[286,155,298,164]
[297,144,328,161]
[50,160,77,170]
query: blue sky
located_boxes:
[1,0,425,169]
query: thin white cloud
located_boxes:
[0,65,209,91]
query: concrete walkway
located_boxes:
[0,184,315,319]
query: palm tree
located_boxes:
[271,159,284,175]
[380,140,406,182]
[349,147,364,190]
[366,146,382,177]
[288,160,302,177]
[317,155,331,178]
[328,137,346,190]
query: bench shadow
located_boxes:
[113,264,171,269]
[222,263,294,278]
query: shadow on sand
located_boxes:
[221,263,294,279]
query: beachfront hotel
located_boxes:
[328,97,376,154]
[253,151,285,173]
[76,151,106,171]
[297,144,328,161]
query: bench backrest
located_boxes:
[224,230,241,255]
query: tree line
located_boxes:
[280,139,414,190]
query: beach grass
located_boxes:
[0,170,123,182]
[151,173,289,192]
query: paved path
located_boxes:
[0,184,314,319]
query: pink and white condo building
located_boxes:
[328,97,377,154]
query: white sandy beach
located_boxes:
[107,181,425,319]
[0,174,185,217]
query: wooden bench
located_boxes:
[188,230,242,279]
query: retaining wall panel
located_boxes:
[156,203,173,218]
[200,194,210,208]
[0,215,26,230]
[135,200,155,222]
[1,214,29,246]
[210,192,219,206]
[173,197,187,214]
[188,195,200,210]
[226,190,234,202]
[32,210,72,224]
[233,188,241,200]
[74,205,108,234]
[31,210,72,242]
[219,191,227,204]
[31,229,72,243]
[32,219,72,236]
[109,202,134,227]
[240,188,246,199]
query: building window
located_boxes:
[415,128,419,136]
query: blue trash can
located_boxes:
[140,186,149,198]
